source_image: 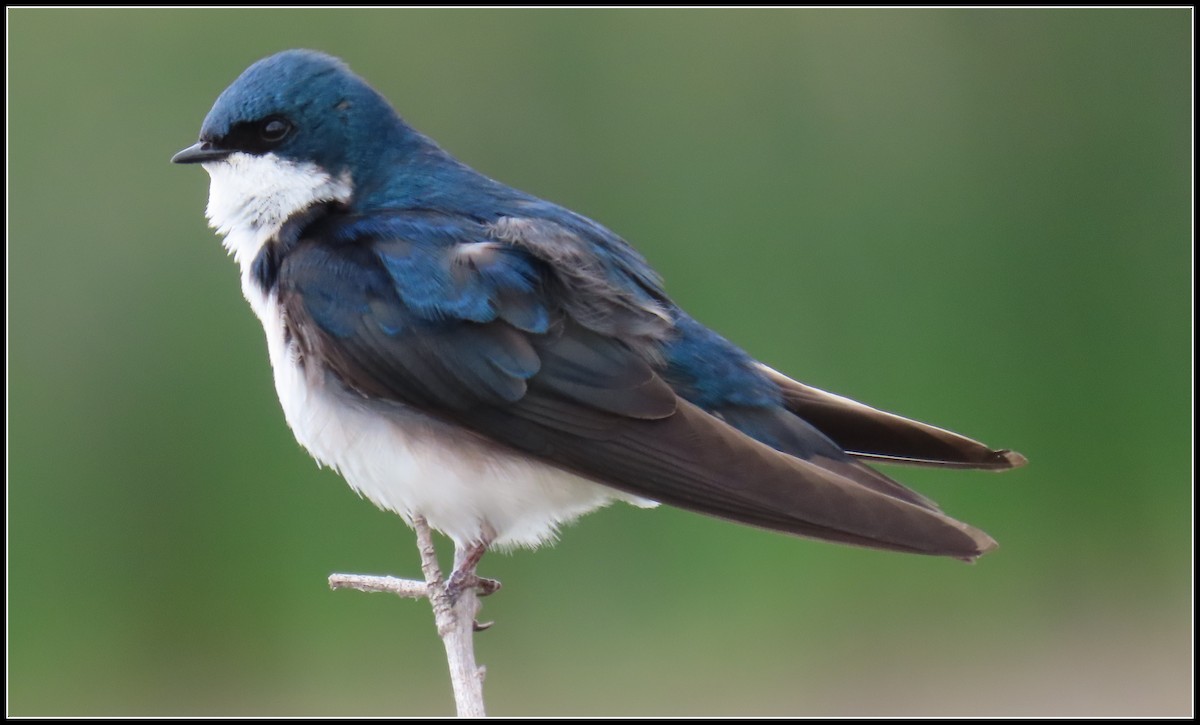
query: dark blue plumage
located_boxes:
[663,313,782,410]
[175,49,1024,560]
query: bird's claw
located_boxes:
[475,576,501,597]
[445,570,502,604]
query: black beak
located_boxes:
[172,141,232,164]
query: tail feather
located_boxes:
[756,364,1027,471]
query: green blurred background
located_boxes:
[8,8,1191,717]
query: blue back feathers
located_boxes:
[224,50,783,420]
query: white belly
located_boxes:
[243,270,652,549]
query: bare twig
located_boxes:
[328,515,489,717]
[418,517,487,717]
[327,573,428,598]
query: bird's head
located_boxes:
[173,49,416,238]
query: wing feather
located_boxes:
[276,212,998,559]
[757,364,1028,470]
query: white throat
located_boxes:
[203,151,354,268]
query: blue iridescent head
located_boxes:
[173,49,416,177]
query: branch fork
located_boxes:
[328,516,495,717]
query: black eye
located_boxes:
[259,117,291,143]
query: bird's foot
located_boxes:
[446,569,501,630]
[444,533,501,632]
[445,534,498,605]
[475,575,502,597]
[445,569,502,604]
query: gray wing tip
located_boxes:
[955,527,999,563]
[989,449,1029,470]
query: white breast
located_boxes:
[204,153,653,549]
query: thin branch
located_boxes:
[416,516,487,717]
[328,515,488,717]
[328,573,428,598]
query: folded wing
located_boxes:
[276,211,999,560]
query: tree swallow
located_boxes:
[173,50,1025,582]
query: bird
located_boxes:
[173,49,1025,592]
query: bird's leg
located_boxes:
[446,526,501,631]
[446,535,501,604]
